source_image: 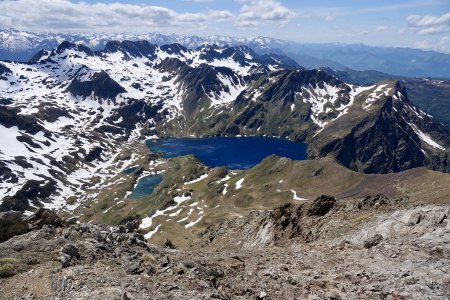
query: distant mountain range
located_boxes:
[1,28,450,79]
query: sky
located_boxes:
[0,0,449,53]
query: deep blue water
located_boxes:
[128,174,163,199]
[146,137,307,170]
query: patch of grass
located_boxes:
[0,264,15,278]
[0,258,19,278]
[0,258,18,264]
[142,254,157,265]
[233,194,254,208]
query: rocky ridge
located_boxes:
[0,195,448,299]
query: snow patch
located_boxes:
[140,194,192,230]
[222,184,228,195]
[235,178,245,190]
[291,190,307,201]
[144,224,161,239]
[185,216,204,228]
[409,123,446,151]
[184,174,208,185]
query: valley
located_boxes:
[74,148,450,245]
[1,40,450,217]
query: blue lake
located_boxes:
[146,137,308,170]
[128,174,163,199]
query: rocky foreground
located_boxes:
[0,196,449,299]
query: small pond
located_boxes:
[128,174,163,199]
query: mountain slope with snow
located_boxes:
[0,40,449,214]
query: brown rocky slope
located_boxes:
[0,194,449,299]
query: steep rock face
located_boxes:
[0,106,47,135]
[309,82,450,173]
[28,49,51,63]
[66,71,126,99]
[427,153,450,173]
[403,78,450,127]
[102,40,157,60]
[160,43,188,56]
[0,63,12,76]
[56,41,93,56]
[0,211,28,242]
[317,98,428,173]
[197,68,352,140]
[99,100,164,135]
[0,179,58,212]
[155,56,246,118]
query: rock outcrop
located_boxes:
[66,70,126,99]
[0,208,64,242]
[0,212,28,242]
[25,208,63,229]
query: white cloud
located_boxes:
[0,0,232,33]
[407,12,450,35]
[0,0,297,34]
[415,36,450,53]
[324,15,335,22]
[376,25,389,32]
[397,28,407,34]
[294,9,345,23]
[236,0,296,26]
